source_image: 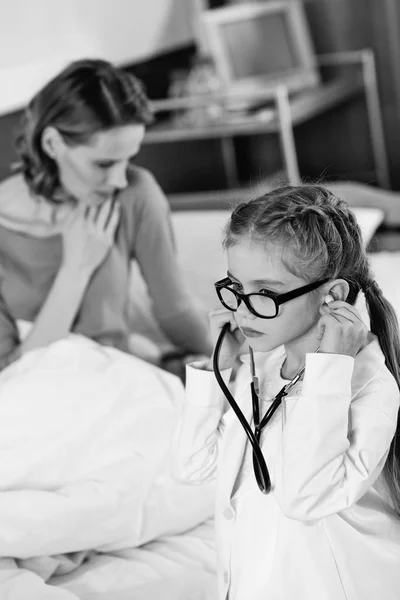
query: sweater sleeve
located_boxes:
[126,168,211,355]
[275,353,399,521]
[0,285,20,372]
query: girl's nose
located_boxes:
[236,300,254,319]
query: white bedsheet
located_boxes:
[0,521,217,600]
[0,335,217,599]
[48,520,217,600]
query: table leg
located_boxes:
[361,49,391,189]
[275,86,301,185]
[220,136,239,188]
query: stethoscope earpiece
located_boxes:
[324,294,334,305]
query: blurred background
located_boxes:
[1,0,400,195]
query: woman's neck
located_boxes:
[281,326,319,380]
[0,175,75,237]
[26,195,74,230]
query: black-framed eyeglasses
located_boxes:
[213,323,311,494]
[215,277,329,319]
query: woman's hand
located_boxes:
[60,199,121,277]
[206,308,246,371]
[317,301,368,357]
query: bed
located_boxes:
[46,520,217,600]
[0,337,218,600]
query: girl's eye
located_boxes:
[231,282,243,292]
[259,288,275,296]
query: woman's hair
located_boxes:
[224,184,400,515]
[15,58,153,201]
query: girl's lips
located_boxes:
[241,327,264,338]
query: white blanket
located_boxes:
[0,335,216,598]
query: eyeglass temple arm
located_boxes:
[215,277,232,289]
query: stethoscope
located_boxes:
[213,322,317,494]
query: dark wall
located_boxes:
[188,0,400,190]
[0,111,21,182]
[302,0,400,188]
[135,0,400,192]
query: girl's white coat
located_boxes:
[174,340,400,599]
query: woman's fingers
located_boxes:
[80,199,120,238]
[104,200,121,236]
[84,205,93,220]
[91,198,113,229]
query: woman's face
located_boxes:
[226,239,323,353]
[54,124,145,205]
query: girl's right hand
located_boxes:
[208,308,246,371]
[60,199,121,277]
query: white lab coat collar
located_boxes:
[239,335,386,399]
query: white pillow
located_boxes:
[366,252,400,321]
[352,207,384,249]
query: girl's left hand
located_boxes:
[317,301,368,357]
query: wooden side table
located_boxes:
[145,50,390,190]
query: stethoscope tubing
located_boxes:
[213,322,271,491]
[212,322,319,494]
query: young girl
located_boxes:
[173,185,400,600]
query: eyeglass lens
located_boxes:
[219,287,277,318]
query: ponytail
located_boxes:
[365,282,400,515]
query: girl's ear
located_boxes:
[324,279,350,303]
[41,126,64,160]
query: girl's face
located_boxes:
[226,239,323,353]
[54,124,145,206]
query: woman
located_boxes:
[0,58,212,370]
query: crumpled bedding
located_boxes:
[0,334,217,599]
[0,520,218,599]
